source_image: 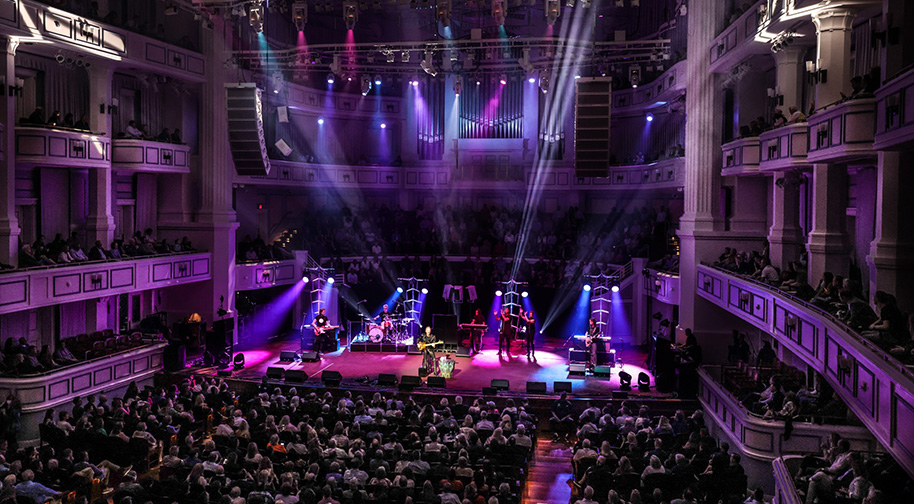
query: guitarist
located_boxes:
[585,318,602,371]
[419,326,440,376]
[312,308,335,353]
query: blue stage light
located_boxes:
[495,290,503,296]
[327,277,335,284]
[611,285,620,293]
[521,291,529,298]
[397,286,404,293]
[646,112,654,122]
[317,117,324,125]
[421,287,429,294]
[301,276,309,284]
[583,284,592,292]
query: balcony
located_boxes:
[721,137,761,176]
[698,366,880,465]
[0,341,165,440]
[235,259,302,291]
[644,268,680,305]
[709,1,769,73]
[15,126,110,169]
[611,61,686,113]
[112,139,192,174]
[772,457,804,504]
[806,98,876,164]
[874,65,914,151]
[696,265,914,477]
[0,252,211,315]
[580,157,685,190]
[758,124,810,172]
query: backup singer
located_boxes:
[522,309,536,358]
[420,326,439,376]
[495,307,513,355]
[585,318,602,370]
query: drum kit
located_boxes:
[364,314,414,343]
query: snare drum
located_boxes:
[368,325,386,342]
[438,356,455,378]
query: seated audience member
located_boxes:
[56,245,73,264]
[772,108,787,127]
[53,342,79,365]
[787,105,807,123]
[125,120,144,138]
[171,128,183,143]
[13,470,59,503]
[756,340,776,366]
[837,289,878,331]
[88,240,109,261]
[74,114,90,130]
[753,257,780,285]
[864,291,907,346]
[157,128,171,142]
[70,243,89,262]
[27,107,45,125]
[109,241,123,259]
[37,345,57,369]
[46,110,62,126]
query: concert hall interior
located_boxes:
[0,1,913,504]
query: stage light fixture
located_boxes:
[411,79,419,87]
[248,0,264,33]
[521,291,529,298]
[380,123,387,129]
[420,51,437,77]
[492,0,505,26]
[302,275,310,284]
[437,0,452,27]
[646,112,654,122]
[528,77,536,83]
[583,284,592,292]
[327,277,335,284]
[495,290,503,296]
[343,1,358,30]
[317,117,324,125]
[581,0,591,6]
[612,285,620,293]
[233,353,245,369]
[545,0,560,25]
[397,286,404,293]
[361,76,372,95]
[619,371,632,391]
[565,0,574,6]
[452,77,463,96]
[292,1,308,31]
[638,372,651,391]
[539,69,551,93]
[499,74,507,85]
[421,287,429,294]
[374,75,382,85]
[401,51,411,63]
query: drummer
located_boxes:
[374,304,394,333]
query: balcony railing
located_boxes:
[696,265,914,477]
[235,259,302,292]
[806,98,876,164]
[644,268,680,305]
[772,457,805,504]
[709,1,768,73]
[15,126,110,169]
[0,341,165,440]
[0,252,211,315]
[758,124,810,172]
[698,366,880,463]
[721,136,761,176]
[112,138,192,174]
[874,64,914,151]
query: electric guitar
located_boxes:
[314,324,340,336]
[585,332,602,347]
[417,340,444,351]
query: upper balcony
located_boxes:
[806,98,877,164]
[874,65,914,151]
[709,1,770,73]
[0,252,211,315]
[111,139,192,174]
[643,268,680,305]
[15,126,110,169]
[611,61,686,114]
[698,365,880,464]
[721,137,761,176]
[696,265,914,477]
[758,124,810,172]
[235,258,302,292]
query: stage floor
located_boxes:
[206,331,659,397]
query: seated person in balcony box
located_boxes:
[171,128,183,143]
[62,113,74,128]
[108,241,122,259]
[53,341,79,365]
[125,120,144,138]
[837,289,877,331]
[772,108,787,127]
[74,114,90,130]
[26,107,44,125]
[56,245,73,264]
[37,345,57,369]
[157,128,171,142]
[753,257,780,285]
[88,240,108,261]
[787,105,806,124]
[865,291,907,346]
[70,243,89,262]
[46,110,61,127]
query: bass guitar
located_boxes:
[314,325,340,336]
[417,340,444,351]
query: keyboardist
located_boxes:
[469,308,486,352]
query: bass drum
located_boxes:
[368,325,386,342]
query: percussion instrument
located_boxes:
[368,325,386,342]
[438,356,455,378]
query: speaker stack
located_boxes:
[226,83,271,176]
[574,77,612,178]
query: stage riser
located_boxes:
[568,349,616,364]
[349,343,472,356]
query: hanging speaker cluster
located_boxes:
[226,83,271,176]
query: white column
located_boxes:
[773,48,805,115]
[812,8,857,109]
[677,0,726,331]
[85,64,115,246]
[867,151,914,311]
[728,177,769,235]
[768,171,805,267]
[0,39,20,266]
[807,164,848,284]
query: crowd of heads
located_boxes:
[14,230,195,270]
[21,108,90,131]
[122,121,184,144]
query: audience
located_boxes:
[8,231,196,271]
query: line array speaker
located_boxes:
[226,83,271,176]
[574,77,612,178]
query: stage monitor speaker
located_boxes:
[568,349,588,362]
[433,314,459,346]
[285,370,307,382]
[164,344,186,372]
[277,105,289,123]
[226,83,271,176]
[574,77,612,178]
[482,387,497,396]
[554,381,573,393]
[275,138,292,156]
[217,369,232,377]
[427,376,446,388]
[400,376,422,390]
[455,346,472,357]
[594,365,613,376]
[265,367,284,380]
[279,351,298,362]
[321,370,342,386]
[491,379,509,391]
[612,390,629,400]
[300,351,320,362]
[378,373,398,386]
[526,381,547,394]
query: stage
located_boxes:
[201,330,661,397]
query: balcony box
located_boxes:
[806,98,876,164]
[758,124,810,172]
[112,139,191,174]
[721,137,760,176]
[874,66,914,151]
[15,127,110,169]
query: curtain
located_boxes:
[112,73,166,138]
[15,52,89,123]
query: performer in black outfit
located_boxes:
[585,318,602,370]
[312,308,332,353]
[470,308,486,352]
[523,309,536,358]
[420,326,440,376]
[495,307,513,355]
